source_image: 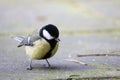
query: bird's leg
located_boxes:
[46,59,51,68]
[27,59,32,70]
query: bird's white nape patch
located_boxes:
[43,29,54,40]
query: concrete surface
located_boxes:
[0,0,120,80]
[0,34,120,80]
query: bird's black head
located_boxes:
[39,24,60,41]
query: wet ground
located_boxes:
[0,33,120,80]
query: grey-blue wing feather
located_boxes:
[18,34,41,47]
[13,36,25,42]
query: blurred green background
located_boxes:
[0,0,120,36]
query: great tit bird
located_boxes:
[13,24,60,70]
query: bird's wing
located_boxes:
[12,34,41,47]
[29,34,41,42]
[12,36,25,42]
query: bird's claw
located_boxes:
[27,65,32,70]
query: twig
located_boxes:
[64,58,88,66]
[68,75,120,79]
[77,53,120,57]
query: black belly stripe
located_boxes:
[42,48,52,59]
[42,39,57,59]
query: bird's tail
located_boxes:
[12,36,25,47]
[12,36,25,42]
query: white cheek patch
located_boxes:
[43,29,54,40]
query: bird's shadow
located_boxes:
[30,64,65,71]
[28,62,91,71]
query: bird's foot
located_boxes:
[27,65,32,70]
[46,59,51,68]
[48,63,51,68]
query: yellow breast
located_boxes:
[25,38,59,59]
[50,42,59,57]
[25,38,51,59]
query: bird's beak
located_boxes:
[55,38,60,41]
